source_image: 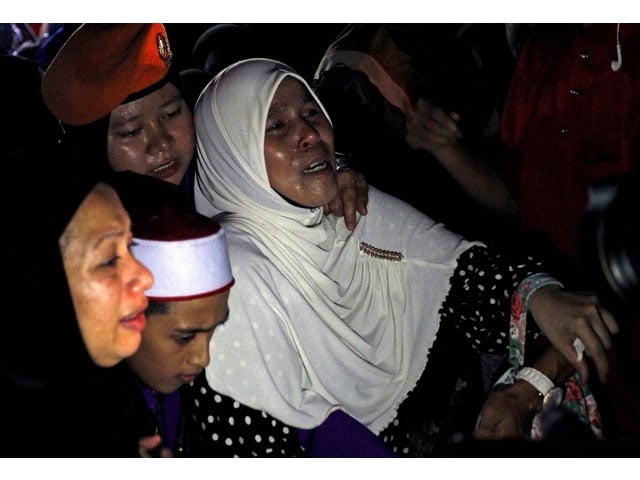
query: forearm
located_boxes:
[404,98,517,218]
[475,346,575,440]
[430,143,517,216]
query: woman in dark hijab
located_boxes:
[1,54,154,457]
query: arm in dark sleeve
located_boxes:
[439,245,547,353]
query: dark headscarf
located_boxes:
[1,55,148,457]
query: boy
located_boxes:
[126,188,234,457]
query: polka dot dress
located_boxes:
[184,372,306,457]
[184,244,548,457]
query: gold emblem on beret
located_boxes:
[156,32,172,67]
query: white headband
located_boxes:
[132,229,234,301]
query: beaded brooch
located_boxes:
[359,242,404,261]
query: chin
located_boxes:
[91,351,128,368]
[311,184,339,205]
[114,337,143,364]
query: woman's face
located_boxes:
[60,183,154,367]
[107,82,194,186]
[264,77,338,208]
[127,291,230,394]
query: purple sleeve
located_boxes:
[297,410,396,457]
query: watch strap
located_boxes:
[515,366,555,395]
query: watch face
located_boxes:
[542,387,564,411]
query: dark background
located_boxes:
[165,23,348,81]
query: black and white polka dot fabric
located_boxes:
[441,244,545,352]
[184,372,306,457]
[379,244,547,456]
[184,244,548,457]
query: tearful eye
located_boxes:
[267,121,285,133]
[305,107,321,118]
[118,127,141,139]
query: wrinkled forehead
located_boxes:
[213,59,331,136]
[268,76,317,112]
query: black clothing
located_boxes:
[2,55,149,457]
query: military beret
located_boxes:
[42,23,172,126]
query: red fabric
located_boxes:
[42,23,172,126]
[29,23,43,36]
[501,24,640,258]
[501,24,640,441]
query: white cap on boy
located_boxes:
[131,209,234,302]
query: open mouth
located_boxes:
[303,160,330,174]
[121,310,146,332]
[151,160,180,177]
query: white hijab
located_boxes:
[194,58,478,434]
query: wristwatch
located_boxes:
[515,367,564,412]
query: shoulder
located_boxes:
[361,187,476,263]
[365,187,443,235]
[221,224,288,287]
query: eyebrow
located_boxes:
[175,309,230,335]
[110,94,183,127]
[159,94,184,110]
[91,229,126,252]
[267,100,286,118]
[267,94,316,117]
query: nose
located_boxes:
[297,119,320,151]
[128,255,154,295]
[146,124,172,156]
[188,335,211,368]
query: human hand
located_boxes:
[527,285,619,384]
[324,169,368,231]
[474,380,539,440]
[138,434,173,458]
[404,97,462,158]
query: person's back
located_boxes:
[501,23,640,259]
